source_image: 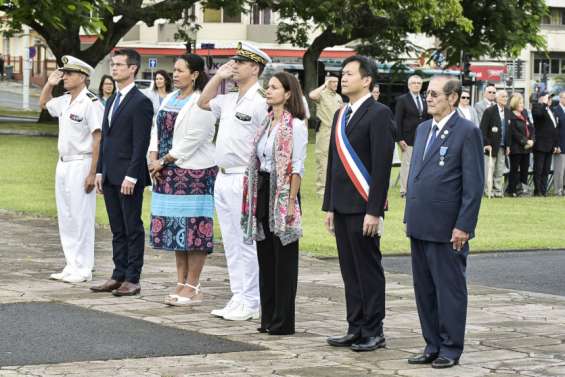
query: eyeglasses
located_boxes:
[461,96,470,99]
[425,90,446,98]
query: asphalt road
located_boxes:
[383,249,565,297]
[0,302,261,366]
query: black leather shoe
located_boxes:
[257,327,268,333]
[350,336,386,352]
[327,333,360,347]
[431,356,459,369]
[408,353,439,364]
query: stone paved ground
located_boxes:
[1,211,565,376]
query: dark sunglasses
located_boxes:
[461,96,470,99]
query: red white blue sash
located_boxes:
[335,106,371,201]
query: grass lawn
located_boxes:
[0,122,57,135]
[1,134,564,256]
[0,106,40,118]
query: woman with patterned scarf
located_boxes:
[242,72,308,335]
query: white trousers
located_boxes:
[399,146,413,195]
[554,154,565,194]
[55,158,96,277]
[214,172,260,310]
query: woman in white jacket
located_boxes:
[148,54,217,306]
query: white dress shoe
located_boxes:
[211,298,238,318]
[49,271,69,281]
[62,274,92,283]
[222,303,260,321]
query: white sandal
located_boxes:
[167,283,202,307]
[165,282,185,303]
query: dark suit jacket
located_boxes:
[404,113,484,243]
[553,105,565,151]
[531,103,559,153]
[322,97,395,217]
[394,92,430,145]
[506,111,534,155]
[480,104,512,152]
[97,86,154,186]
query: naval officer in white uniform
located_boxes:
[40,55,104,283]
[198,42,271,321]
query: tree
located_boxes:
[268,0,471,99]
[0,0,235,67]
[267,0,547,100]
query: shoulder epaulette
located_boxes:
[257,87,266,98]
[86,91,99,102]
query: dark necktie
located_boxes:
[111,91,122,120]
[344,106,353,125]
[424,124,438,158]
[416,95,422,114]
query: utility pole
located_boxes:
[22,25,31,110]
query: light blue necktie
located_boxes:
[423,124,438,158]
[111,91,122,120]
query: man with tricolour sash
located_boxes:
[322,55,395,352]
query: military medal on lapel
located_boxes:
[439,146,448,166]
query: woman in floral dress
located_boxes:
[148,54,217,305]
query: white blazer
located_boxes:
[149,90,216,170]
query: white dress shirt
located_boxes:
[347,92,373,121]
[210,82,268,171]
[424,111,456,156]
[256,118,308,177]
[107,82,135,127]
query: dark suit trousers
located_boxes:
[508,153,530,193]
[410,237,468,360]
[256,174,298,334]
[533,151,552,195]
[103,182,145,284]
[334,212,385,338]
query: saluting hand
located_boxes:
[217,61,235,80]
[47,70,63,86]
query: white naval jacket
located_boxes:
[148,90,216,170]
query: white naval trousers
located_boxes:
[55,158,96,278]
[214,171,260,310]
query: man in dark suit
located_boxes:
[92,49,153,296]
[552,90,565,195]
[404,76,484,368]
[323,55,395,352]
[395,75,430,197]
[532,92,560,196]
[480,90,512,197]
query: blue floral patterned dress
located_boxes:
[149,94,218,253]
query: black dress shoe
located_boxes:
[431,356,459,369]
[408,353,439,364]
[257,327,268,333]
[350,336,386,352]
[327,333,360,347]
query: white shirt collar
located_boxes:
[348,92,372,117]
[116,82,135,98]
[560,104,565,112]
[238,81,260,102]
[432,111,456,133]
[497,104,505,113]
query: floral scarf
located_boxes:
[241,110,302,246]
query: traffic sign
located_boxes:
[148,58,157,69]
